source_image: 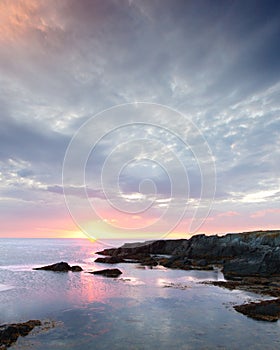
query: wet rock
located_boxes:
[95,257,125,264]
[33,262,83,272]
[234,299,280,322]
[140,257,158,267]
[0,320,41,348]
[206,280,244,291]
[158,256,214,270]
[90,269,122,277]
[157,256,186,269]
[71,265,83,272]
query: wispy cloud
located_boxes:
[0,0,279,237]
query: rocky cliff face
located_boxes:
[97,230,280,278]
[98,239,186,257]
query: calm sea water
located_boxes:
[0,238,279,350]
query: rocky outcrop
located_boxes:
[90,269,122,277]
[234,299,280,322]
[33,262,83,272]
[96,230,280,277]
[95,230,280,322]
[0,320,41,349]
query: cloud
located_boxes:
[0,0,279,237]
[250,208,280,218]
[47,185,107,200]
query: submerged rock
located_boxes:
[234,299,280,322]
[33,262,83,272]
[90,269,122,277]
[0,320,41,349]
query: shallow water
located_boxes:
[0,238,279,349]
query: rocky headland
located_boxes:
[96,230,280,321]
[97,230,280,277]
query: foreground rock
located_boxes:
[90,269,122,277]
[234,299,280,322]
[0,320,41,349]
[203,277,280,321]
[205,277,280,297]
[33,262,83,272]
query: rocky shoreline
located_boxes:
[96,230,280,321]
[97,230,280,277]
[2,229,279,350]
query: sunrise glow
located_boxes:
[0,0,279,239]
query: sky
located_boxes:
[0,0,279,240]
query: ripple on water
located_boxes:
[0,283,14,292]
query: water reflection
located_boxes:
[1,239,280,349]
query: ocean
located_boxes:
[0,238,279,349]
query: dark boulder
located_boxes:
[90,269,122,277]
[33,262,83,272]
[95,257,125,264]
[71,265,83,272]
[0,320,41,348]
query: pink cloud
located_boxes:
[250,208,280,219]
[217,211,240,217]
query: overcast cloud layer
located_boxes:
[0,0,279,238]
